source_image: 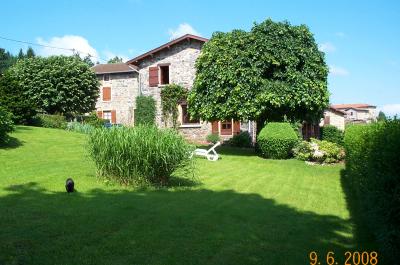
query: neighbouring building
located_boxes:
[330,104,377,124]
[320,106,346,130]
[93,34,255,142]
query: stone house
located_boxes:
[320,107,346,130]
[330,104,377,124]
[93,34,253,142]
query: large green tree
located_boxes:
[0,70,37,124]
[0,48,16,74]
[188,19,329,125]
[107,56,123,64]
[8,56,99,116]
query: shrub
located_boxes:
[87,125,193,185]
[229,131,252,147]
[160,84,187,128]
[32,114,67,129]
[344,121,400,263]
[134,96,156,125]
[320,125,344,145]
[257,122,298,159]
[0,106,14,143]
[80,112,107,128]
[294,139,344,164]
[206,133,220,144]
[66,122,94,134]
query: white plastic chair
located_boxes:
[191,142,221,161]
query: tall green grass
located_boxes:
[87,125,194,185]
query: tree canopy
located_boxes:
[107,56,124,64]
[188,19,329,124]
[7,55,99,116]
[0,48,17,74]
[377,111,387,121]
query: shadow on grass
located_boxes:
[1,182,356,265]
[340,169,379,252]
[0,136,23,149]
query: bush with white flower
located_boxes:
[293,138,344,164]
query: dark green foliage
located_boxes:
[320,125,344,145]
[229,131,252,148]
[188,19,329,123]
[134,96,156,125]
[33,114,67,129]
[87,126,193,185]
[26,47,35,58]
[377,111,386,121]
[344,121,400,263]
[206,133,220,144]
[0,48,16,74]
[0,71,37,124]
[0,106,14,143]
[160,84,187,128]
[82,55,94,67]
[76,112,107,128]
[7,55,99,116]
[257,122,298,159]
[107,56,123,63]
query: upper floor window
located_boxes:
[160,65,169,85]
[102,87,111,101]
[104,74,110,81]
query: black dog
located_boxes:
[65,178,74,193]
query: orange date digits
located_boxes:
[309,251,318,265]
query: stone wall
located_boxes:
[95,72,139,125]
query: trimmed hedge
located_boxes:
[32,114,67,129]
[0,106,14,143]
[320,125,343,145]
[257,122,298,159]
[344,121,400,263]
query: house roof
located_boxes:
[331,103,376,109]
[328,106,346,115]
[91,63,138,74]
[126,34,209,65]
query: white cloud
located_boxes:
[168,23,201,40]
[102,50,129,63]
[379,104,400,117]
[318,42,336,53]
[36,35,99,61]
[329,65,349,76]
[335,32,345,38]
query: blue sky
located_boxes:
[1,0,400,115]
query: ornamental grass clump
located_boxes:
[87,125,193,186]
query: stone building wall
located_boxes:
[95,72,139,125]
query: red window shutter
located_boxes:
[233,121,241,135]
[111,110,116,124]
[220,120,232,135]
[102,87,111,101]
[97,110,103,118]
[149,67,159,87]
[211,121,219,134]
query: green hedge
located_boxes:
[320,125,344,145]
[32,114,67,129]
[344,121,400,263]
[0,106,14,143]
[87,125,193,186]
[134,96,156,125]
[230,131,252,148]
[257,122,298,159]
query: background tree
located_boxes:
[7,55,99,116]
[160,84,187,129]
[0,71,37,124]
[82,55,95,67]
[377,111,387,121]
[0,48,16,74]
[17,48,25,59]
[26,47,35,58]
[107,56,123,64]
[188,19,329,128]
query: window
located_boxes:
[104,74,110,81]
[220,120,232,135]
[181,104,199,124]
[160,65,169,85]
[103,111,112,121]
[102,87,111,101]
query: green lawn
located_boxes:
[0,126,373,265]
